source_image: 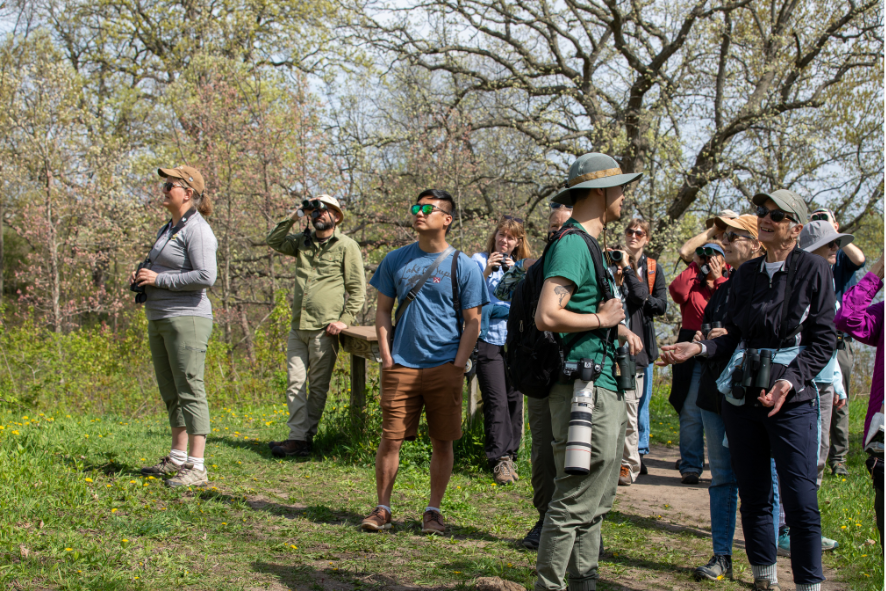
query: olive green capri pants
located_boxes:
[148,316,213,435]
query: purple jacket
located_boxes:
[834,272,883,440]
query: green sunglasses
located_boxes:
[411,203,451,216]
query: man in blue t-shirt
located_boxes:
[361,189,487,536]
[811,208,866,476]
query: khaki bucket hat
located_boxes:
[551,153,643,206]
[158,165,204,196]
[313,194,344,221]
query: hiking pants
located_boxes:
[285,328,339,442]
[528,395,556,519]
[476,339,523,464]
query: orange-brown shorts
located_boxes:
[380,362,464,441]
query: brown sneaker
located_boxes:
[493,457,515,485]
[271,440,311,458]
[422,510,446,535]
[166,463,209,488]
[141,456,184,477]
[360,506,392,532]
[618,465,632,486]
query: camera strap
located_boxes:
[148,207,197,265]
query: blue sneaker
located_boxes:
[777,528,791,557]
[821,535,839,551]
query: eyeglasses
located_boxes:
[695,247,721,257]
[723,231,752,243]
[301,199,328,211]
[756,206,796,224]
[625,229,646,237]
[411,203,451,216]
[502,215,524,224]
[811,212,831,222]
[550,202,572,210]
[161,181,185,192]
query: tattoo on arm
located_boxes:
[554,285,574,308]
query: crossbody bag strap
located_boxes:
[393,246,455,327]
[452,250,462,337]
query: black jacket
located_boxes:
[695,276,734,414]
[701,247,836,403]
[618,254,667,367]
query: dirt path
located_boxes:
[617,444,844,590]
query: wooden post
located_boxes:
[350,353,367,416]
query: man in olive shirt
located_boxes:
[266,195,366,457]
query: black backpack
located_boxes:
[506,227,615,399]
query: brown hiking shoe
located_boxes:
[166,463,209,488]
[360,506,392,532]
[618,465,632,486]
[493,456,515,485]
[422,510,446,535]
[506,457,520,481]
[271,440,311,458]
[141,456,184,477]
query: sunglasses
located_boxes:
[827,239,842,249]
[301,199,328,211]
[550,202,572,210]
[723,231,752,243]
[161,181,186,192]
[625,228,646,237]
[502,215,524,224]
[695,247,722,257]
[756,206,796,224]
[411,203,451,216]
[811,212,831,222]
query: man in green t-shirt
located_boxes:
[534,153,644,591]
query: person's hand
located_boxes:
[623,329,643,355]
[135,268,159,287]
[871,255,884,280]
[381,356,395,370]
[692,330,703,342]
[596,298,625,327]
[128,270,137,285]
[707,256,723,280]
[707,327,728,339]
[834,394,846,410]
[656,342,702,366]
[326,321,347,335]
[758,380,792,417]
[485,252,505,276]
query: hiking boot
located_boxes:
[675,458,682,470]
[618,465,632,486]
[492,457,515,485]
[681,472,700,485]
[694,554,733,581]
[141,456,184,477]
[271,440,311,458]
[422,510,446,535]
[821,534,839,551]
[522,517,544,549]
[777,527,791,557]
[166,463,209,488]
[639,457,648,475]
[267,439,286,450]
[831,462,849,476]
[506,457,520,481]
[360,506,392,532]
[753,579,780,590]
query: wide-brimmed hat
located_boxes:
[551,153,642,206]
[799,220,853,253]
[312,194,344,221]
[706,209,739,228]
[716,214,759,239]
[752,189,808,225]
[158,165,204,196]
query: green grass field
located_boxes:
[1,382,882,590]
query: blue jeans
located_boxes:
[700,409,738,555]
[679,364,705,475]
[638,364,652,456]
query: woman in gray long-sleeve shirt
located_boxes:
[131,165,218,488]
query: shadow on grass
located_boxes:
[252,560,457,590]
[212,435,280,458]
[607,510,715,544]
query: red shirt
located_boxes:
[669,261,728,331]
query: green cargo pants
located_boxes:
[535,381,626,591]
[148,316,213,436]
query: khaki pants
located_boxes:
[285,328,339,442]
[535,381,626,591]
[621,372,645,482]
[148,316,213,436]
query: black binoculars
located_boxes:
[606,250,624,265]
[615,345,637,391]
[301,199,327,210]
[130,258,151,304]
[731,348,772,399]
[700,321,723,336]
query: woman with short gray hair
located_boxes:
[131,165,218,488]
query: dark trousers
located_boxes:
[829,344,853,466]
[476,339,523,463]
[722,398,823,585]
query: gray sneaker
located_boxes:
[694,554,733,581]
[141,456,184,477]
[166,462,209,488]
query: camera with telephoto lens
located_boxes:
[615,344,636,391]
[564,360,600,476]
[130,257,151,304]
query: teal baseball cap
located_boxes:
[551,153,643,206]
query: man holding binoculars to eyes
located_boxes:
[266,195,366,458]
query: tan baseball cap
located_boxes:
[158,165,204,195]
[716,214,759,239]
[705,209,739,228]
